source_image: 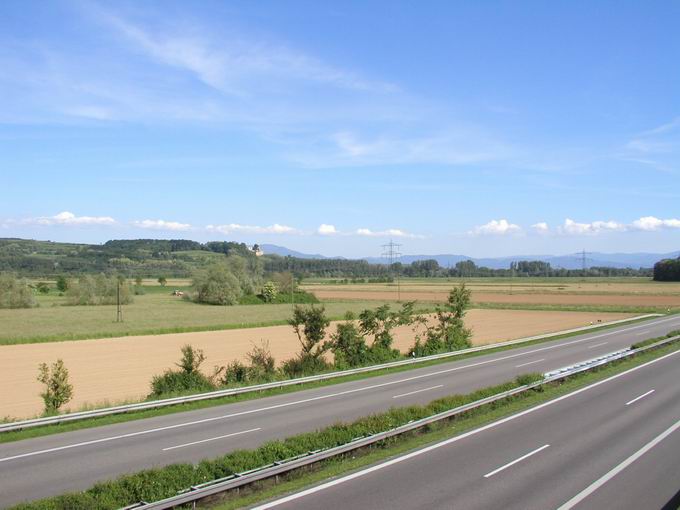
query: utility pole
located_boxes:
[381,240,402,301]
[116,278,123,323]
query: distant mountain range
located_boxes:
[260,244,679,270]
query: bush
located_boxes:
[36,282,50,294]
[191,264,242,305]
[37,359,74,414]
[326,313,368,369]
[0,273,35,308]
[149,345,216,398]
[261,281,278,303]
[281,355,330,378]
[246,341,276,381]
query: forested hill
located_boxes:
[0,238,256,277]
[0,238,659,279]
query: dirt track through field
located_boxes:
[309,289,680,307]
[0,310,632,419]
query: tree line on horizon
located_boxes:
[0,237,656,279]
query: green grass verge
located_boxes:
[0,315,659,444]
[11,338,680,510]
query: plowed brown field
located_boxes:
[309,289,680,307]
[0,309,633,419]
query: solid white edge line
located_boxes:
[483,444,550,478]
[515,359,546,368]
[162,427,261,451]
[587,342,609,349]
[250,348,680,510]
[2,316,677,464]
[625,389,655,406]
[556,418,680,510]
[392,385,444,399]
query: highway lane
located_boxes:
[1,314,679,507]
[254,342,680,510]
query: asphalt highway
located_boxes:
[1,314,679,507]
[254,344,680,510]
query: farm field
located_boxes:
[0,291,410,345]
[303,277,680,310]
[0,309,634,419]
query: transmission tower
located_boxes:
[577,249,593,272]
[381,240,402,301]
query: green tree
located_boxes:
[288,305,330,360]
[134,276,143,287]
[157,276,167,287]
[359,301,416,350]
[56,275,69,292]
[411,284,472,356]
[0,273,36,309]
[37,359,74,414]
[192,264,242,305]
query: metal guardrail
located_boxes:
[0,313,662,433]
[127,334,680,510]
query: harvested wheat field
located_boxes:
[308,289,680,308]
[0,309,634,419]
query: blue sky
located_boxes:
[1,0,679,258]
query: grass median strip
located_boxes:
[10,336,680,510]
[0,315,662,444]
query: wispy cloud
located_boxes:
[621,117,680,174]
[355,228,423,239]
[206,223,298,235]
[132,219,192,231]
[469,219,522,236]
[4,211,117,227]
[287,129,515,168]
[96,9,396,97]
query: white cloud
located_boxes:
[355,228,422,239]
[531,222,550,234]
[132,219,191,231]
[560,218,626,235]
[469,219,522,236]
[631,216,680,231]
[206,223,297,235]
[14,211,117,227]
[317,224,337,235]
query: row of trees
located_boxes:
[653,257,680,281]
[264,255,653,279]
